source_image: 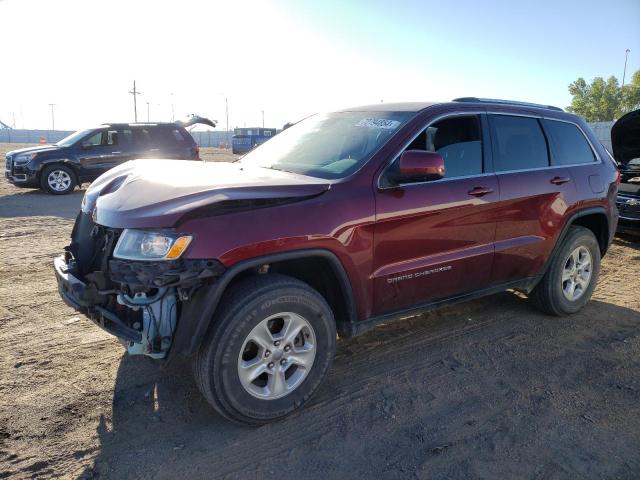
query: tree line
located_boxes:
[567,70,640,122]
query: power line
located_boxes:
[48,103,56,130]
[129,81,142,122]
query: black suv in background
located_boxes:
[5,122,201,194]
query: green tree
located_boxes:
[567,75,623,121]
[621,70,640,113]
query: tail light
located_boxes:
[615,170,621,185]
[194,145,200,158]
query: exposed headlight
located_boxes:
[113,229,193,261]
[13,152,37,166]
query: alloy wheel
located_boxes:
[237,312,316,400]
[47,169,72,192]
[561,246,592,301]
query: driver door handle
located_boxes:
[467,186,494,197]
[550,176,571,185]
[111,151,122,154]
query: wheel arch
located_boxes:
[37,158,80,183]
[566,208,610,256]
[542,207,610,278]
[173,249,358,359]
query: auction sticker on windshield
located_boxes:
[354,118,401,130]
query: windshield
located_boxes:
[239,111,412,179]
[56,129,94,147]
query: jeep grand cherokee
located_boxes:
[54,98,619,425]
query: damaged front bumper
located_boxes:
[54,255,143,343]
[54,251,225,359]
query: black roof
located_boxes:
[340,98,564,114]
[452,97,563,112]
[99,122,179,128]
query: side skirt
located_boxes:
[338,276,541,338]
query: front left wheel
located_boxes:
[193,274,337,425]
[40,164,77,195]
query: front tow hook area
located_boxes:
[53,255,142,344]
[53,255,92,310]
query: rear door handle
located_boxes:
[111,151,121,154]
[468,186,494,197]
[550,176,571,185]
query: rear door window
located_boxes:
[490,115,549,171]
[119,128,134,150]
[542,119,596,166]
[132,127,152,149]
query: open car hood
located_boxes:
[83,160,331,229]
[175,114,217,129]
[612,108,640,166]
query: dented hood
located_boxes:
[83,160,331,229]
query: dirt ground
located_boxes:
[1,143,639,479]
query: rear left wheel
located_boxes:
[193,274,336,425]
[530,226,601,316]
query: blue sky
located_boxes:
[1,0,638,130]
[285,0,640,104]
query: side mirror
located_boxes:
[398,150,445,182]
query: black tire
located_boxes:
[530,226,601,316]
[40,164,77,195]
[193,274,337,425]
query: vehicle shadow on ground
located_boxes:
[0,186,84,219]
[614,234,640,251]
[78,294,640,479]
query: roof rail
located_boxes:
[452,97,563,112]
[101,122,165,127]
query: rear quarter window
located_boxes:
[151,127,193,146]
[490,115,549,171]
[542,119,596,166]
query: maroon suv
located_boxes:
[54,98,619,424]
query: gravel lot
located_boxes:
[1,143,639,479]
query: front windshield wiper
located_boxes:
[265,165,299,175]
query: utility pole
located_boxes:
[261,110,264,128]
[146,102,150,122]
[225,97,229,132]
[622,49,631,87]
[170,93,175,122]
[48,103,56,130]
[129,81,142,122]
